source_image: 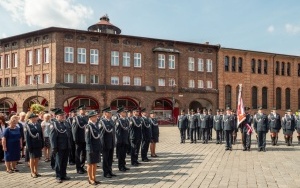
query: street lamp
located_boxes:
[171,83,176,126]
[33,75,39,104]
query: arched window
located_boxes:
[236,85,239,108]
[276,87,281,109]
[238,57,243,72]
[225,85,232,108]
[286,88,291,109]
[276,61,280,75]
[262,87,268,109]
[252,86,258,109]
[281,62,285,75]
[287,62,291,76]
[258,59,262,74]
[251,59,256,73]
[225,56,229,72]
[264,60,268,74]
[232,57,236,72]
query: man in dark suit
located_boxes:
[253,106,269,152]
[177,110,188,143]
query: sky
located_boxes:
[1,0,300,55]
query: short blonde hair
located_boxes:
[19,112,26,117]
[43,113,51,120]
[9,115,19,125]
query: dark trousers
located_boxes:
[209,127,213,140]
[75,142,86,171]
[202,128,208,142]
[69,138,75,164]
[117,143,127,169]
[55,149,69,179]
[51,152,55,169]
[257,131,266,149]
[126,136,131,154]
[225,130,233,148]
[102,148,113,175]
[186,127,190,139]
[141,139,150,160]
[130,139,141,164]
[190,128,197,142]
[197,127,202,140]
[216,130,222,143]
[179,128,186,142]
[242,132,251,149]
[0,144,3,161]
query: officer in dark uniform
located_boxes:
[231,110,238,145]
[239,107,253,151]
[126,109,133,155]
[72,105,88,174]
[66,108,76,165]
[186,111,191,140]
[177,109,188,143]
[295,109,300,144]
[49,108,71,183]
[208,109,214,141]
[99,107,116,178]
[213,109,223,144]
[149,111,159,157]
[188,109,198,143]
[219,109,225,141]
[222,107,234,151]
[140,108,151,162]
[49,108,59,170]
[268,107,281,146]
[85,110,101,185]
[115,107,130,172]
[282,109,295,146]
[129,108,142,166]
[196,109,202,140]
[253,106,269,152]
[200,109,210,144]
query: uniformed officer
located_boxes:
[72,105,88,174]
[177,109,188,143]
[85,110,101,185]
[282,109,295,146]
[49,108,71,183]
[239,107,253,151]
[268,107,281,146]
[223,107,234,151]
[188,109,198,144]
[115,107,130,172]
[49,108,59,170]
[295,109,300,144]
[196,109,202,141]
[149,111,159,157]
[219,109,225,141]
[129,108,142,166]
[126,109,133,155]
[200,108,210,144]
[140,108,151,162]
[213,109,223,144]
[253,107,269,152]
[208,109,214,141]
[186,110,191,140]
[231,110,238,145]
[66,108,76,165]
[99,107,116,178]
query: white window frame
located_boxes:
[134,77,141,86]
[64,47,74,63]
[77,48,86,64]
[90,75,99,84]
[123,76,130,85]
[158,54,165,69]
[207,80,213,88]
[123,52,130,67]
[111,51,119,66]
[111,76,119,85]
[169,55,175,69]
[34,75,41,84]
[44,47,49,63]
[198,80,204,88]
[12,53,17,68]
[189,80,195,88]
[77,74,86,84]
[4,77,10,86]
[169,78,176,86]
[158,78,165,86]
[26,75,33,85]
[35,49,41,65]
[27,51,32,66]
[90,49,99,65]
[5,54,10,69]
[43,74,50,84]
[188,57,195,71]
[134,53,141,67]
[64,74,74,83]
[0,56,3,69]
[198,58,204,72]
[206,59,213,72]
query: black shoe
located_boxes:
[243,148,247,151]
[77,170,84,174]
[69,162,75,165]
[142,159,149,162]
[225,148,229,151]
[131,163,138,166]
[95,180,101,184]
[136,161,142,165]
[109,173,117,177]
[62,176,71,180]
[82,168,87,173]
[119,168,126,172]
[104,174,112,178]
[124,166,130,170]
[229,147,232,151]
[190,141,193,144]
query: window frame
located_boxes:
[90,49,99,65]
[77,48,86,64]
[64,47,74,63]
[158,54,165,69]
[188,57,195,71]
[134,53,142,68]
[111,51,119,66]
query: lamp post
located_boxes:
[33,75,39,103]
[171,83,176,126]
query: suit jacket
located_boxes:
[177,115,188,129]
[85,121,101,152]
[253,113,269,132]
[99,118,114,150]
[50,120,71,150]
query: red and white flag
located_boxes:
[237,84,246,126]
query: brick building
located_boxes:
[0,15,220,122]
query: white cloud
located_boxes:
[0,33,8,39]
[0,0,93,28]
[285,23,300,34]
[267,25,274,33]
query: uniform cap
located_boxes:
[28,113,38,119]
[216,109,220,112]
[69,108,76,113]
[190,109,194,112]
[180,109,185,113]
[132,107,139,112]
[244,107,250,111]
[102,107,112,113]
[50,108,59,112]
[257,106,263,110]
[141,108,146,113]
[149,110,155,114]
[117,107,127,113]
[77,105,86,110]
[87,110,98,118]
[226,107,231,111]
[286,109,292,112]
[54,108,65,115]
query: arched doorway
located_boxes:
[23,96,49,112]
[152,98,179,124]
[110,97,139,113]
[189,99,213,112]
[0,98,17,115]
[63,96,100,113]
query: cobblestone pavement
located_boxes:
[1,126,300,188]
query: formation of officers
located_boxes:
[177,106,300,152]
[24,105,159,185]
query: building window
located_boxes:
[0,78,2,87]
[123,76,130,85]
[158,78,165,86]
[43,74,49,84]
[64,74,74,83]
[281,62,285,75]
[188,57,195,71]
[251,59,256,73]
[252,86,258,109]
[198,80,204,88]
[276,87,281,109]
[262,87,268,109]
[111,51,119,66]
[257,60,262,74]
[224,56,229,72]
[90,49,99,65]
[35,49,41,64]
[287,62,291,76]
[0,56,3,69]
[207,81,212,88]
[225,85,232,108]
[286,88,291,109]
[276,61,280,75]
[111,76,119,85]
[232,57,236,72]
[4,78,10,87]
[169,55,175,69]
[90,75,99,84]
[26,51,32,66]
[134,53,141,67]
[77,74,86,84]
[123,52,130,67]
[264,60,268,74]
[158,54,165,69]
[77,48,86,64]
[169,78,175,86]
[12,53,17,68]
[206,59,213,72]
[34,75,41,84]
[238,57,243,72]
[134,77,141,86]
[64,47,74,63]
[298,64,300,77]
[4,54,10,69]
[11,77,17,86]
[26,75,33,85]
[44,47,49,63]
[189,80,195,88]
[198,58,204,72]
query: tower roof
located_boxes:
[88,14,121,34]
